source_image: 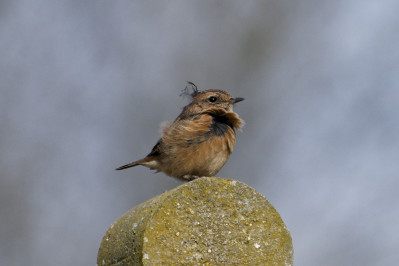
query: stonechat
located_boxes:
[116,82,244,181]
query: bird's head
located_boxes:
[181,82,244,113]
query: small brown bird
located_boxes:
[116,82,244,181]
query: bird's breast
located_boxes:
[210,116,230,136]
[158,110,242,179]
[162,131,235,178]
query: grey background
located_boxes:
[1,1,398,265]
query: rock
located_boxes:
[97,177,293,265]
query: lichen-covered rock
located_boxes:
[97,177,293,265]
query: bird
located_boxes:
[116,82,244,181]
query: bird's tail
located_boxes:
[115,161,140,170]
[115,157,158,170]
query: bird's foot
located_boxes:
[183,175,203,181]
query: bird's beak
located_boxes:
[233,97,244,104]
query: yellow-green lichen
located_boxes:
[97,177,293,265]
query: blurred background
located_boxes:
[1,0,398,265]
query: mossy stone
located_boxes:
[97,177,293,265]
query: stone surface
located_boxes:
[97,177,293,265]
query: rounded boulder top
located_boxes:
[97,177,293,265]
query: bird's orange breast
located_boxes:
[157,111,239,179]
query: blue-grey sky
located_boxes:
[1,1,399,265]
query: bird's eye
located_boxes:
[208,96,217,102]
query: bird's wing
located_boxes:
[147,139,162,157]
